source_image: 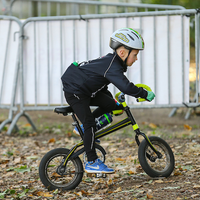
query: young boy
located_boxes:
[61,28,155,174]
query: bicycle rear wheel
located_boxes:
[138,136,175,177]
[39,148,83,191]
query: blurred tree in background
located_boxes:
[141,0,200,9]
[141,0,200,60]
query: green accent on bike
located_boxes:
[104,113,111,123]
[122,102,127,107]
[96,118,131,138]
[146,136,158,152]
[112,110,123,115]
[133,124,139,130]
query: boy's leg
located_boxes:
[91,90,123,118]
[64,92,98,162]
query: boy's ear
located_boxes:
[118,48,127,58]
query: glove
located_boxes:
[146,91,155,102]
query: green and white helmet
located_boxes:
[109,28,144,50]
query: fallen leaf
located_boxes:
[149,123,157,129]
[14,157,21,164]
[74,191,82,196]
[14,165,31,173]
[184,124,192,131]
[163,186,180,190]
[36,191,53,197]
[3,171,15,177]
[107,179,113,185]
[67,132,72,137]
[116,158,125,161]
[114,187,122,193]
[24,123,31,127]
[81,190,89,195]
[174,170,182,176]
[136,185,143,188]
[147,193,153,199]
[155,179,163,183]
[191,194,199,198]
[193,185,200,189]
[48,138,56,143]
[0,159,9,164]
[128,170,135,174]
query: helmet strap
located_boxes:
[124,49,132,66]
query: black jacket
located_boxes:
[61,52,147,99]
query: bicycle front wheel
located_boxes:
[39,148,83,191]
[138,136,175,177]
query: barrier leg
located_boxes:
[168,108,178,117]
[23,112,37,132]
[0,119,19,132]
[7,112,37,135]
[0,119,11,132]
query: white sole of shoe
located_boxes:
[85,169,115,174]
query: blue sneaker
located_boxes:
[85,159,115,174]
[73,125,100,144]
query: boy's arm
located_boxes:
[105,67,148,99]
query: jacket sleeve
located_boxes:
[104,64,148,99]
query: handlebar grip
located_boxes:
[135,83,152,103]
[136,98,146,102]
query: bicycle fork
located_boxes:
[125,107,162,159]
[134,128,162,159]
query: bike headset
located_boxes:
[109,28,145,67]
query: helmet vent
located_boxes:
[127,34,134,41]
[131,31,139,39]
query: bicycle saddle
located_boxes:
[54,106,74,116]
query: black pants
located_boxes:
[64,90,123,162]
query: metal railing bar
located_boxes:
[153,15,157,105]
[47,21,50,106]
[34,21,37,106]
[21,9,197,26]
[181,15,185,103]
[0,21,11,104]
[167,15,170,104]
[60,20,63,105]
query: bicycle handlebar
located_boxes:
[115,83,153,103]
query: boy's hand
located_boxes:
[146,91,155,101]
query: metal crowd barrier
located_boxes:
[4,8,199,135]
[1,0,185,18]
[0,15,21,132]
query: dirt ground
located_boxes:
[0,107,200,199]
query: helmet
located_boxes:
[109,28,144,50]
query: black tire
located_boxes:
[39,148,83,191]
[138,136,175,177]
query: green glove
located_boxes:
[146,91,155,101]
[73,61,79,66]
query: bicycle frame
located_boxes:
[60,98,162,168]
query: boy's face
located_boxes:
[126,49,139,66]
[117,47,139,66]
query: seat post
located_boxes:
[71,113,84,139]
